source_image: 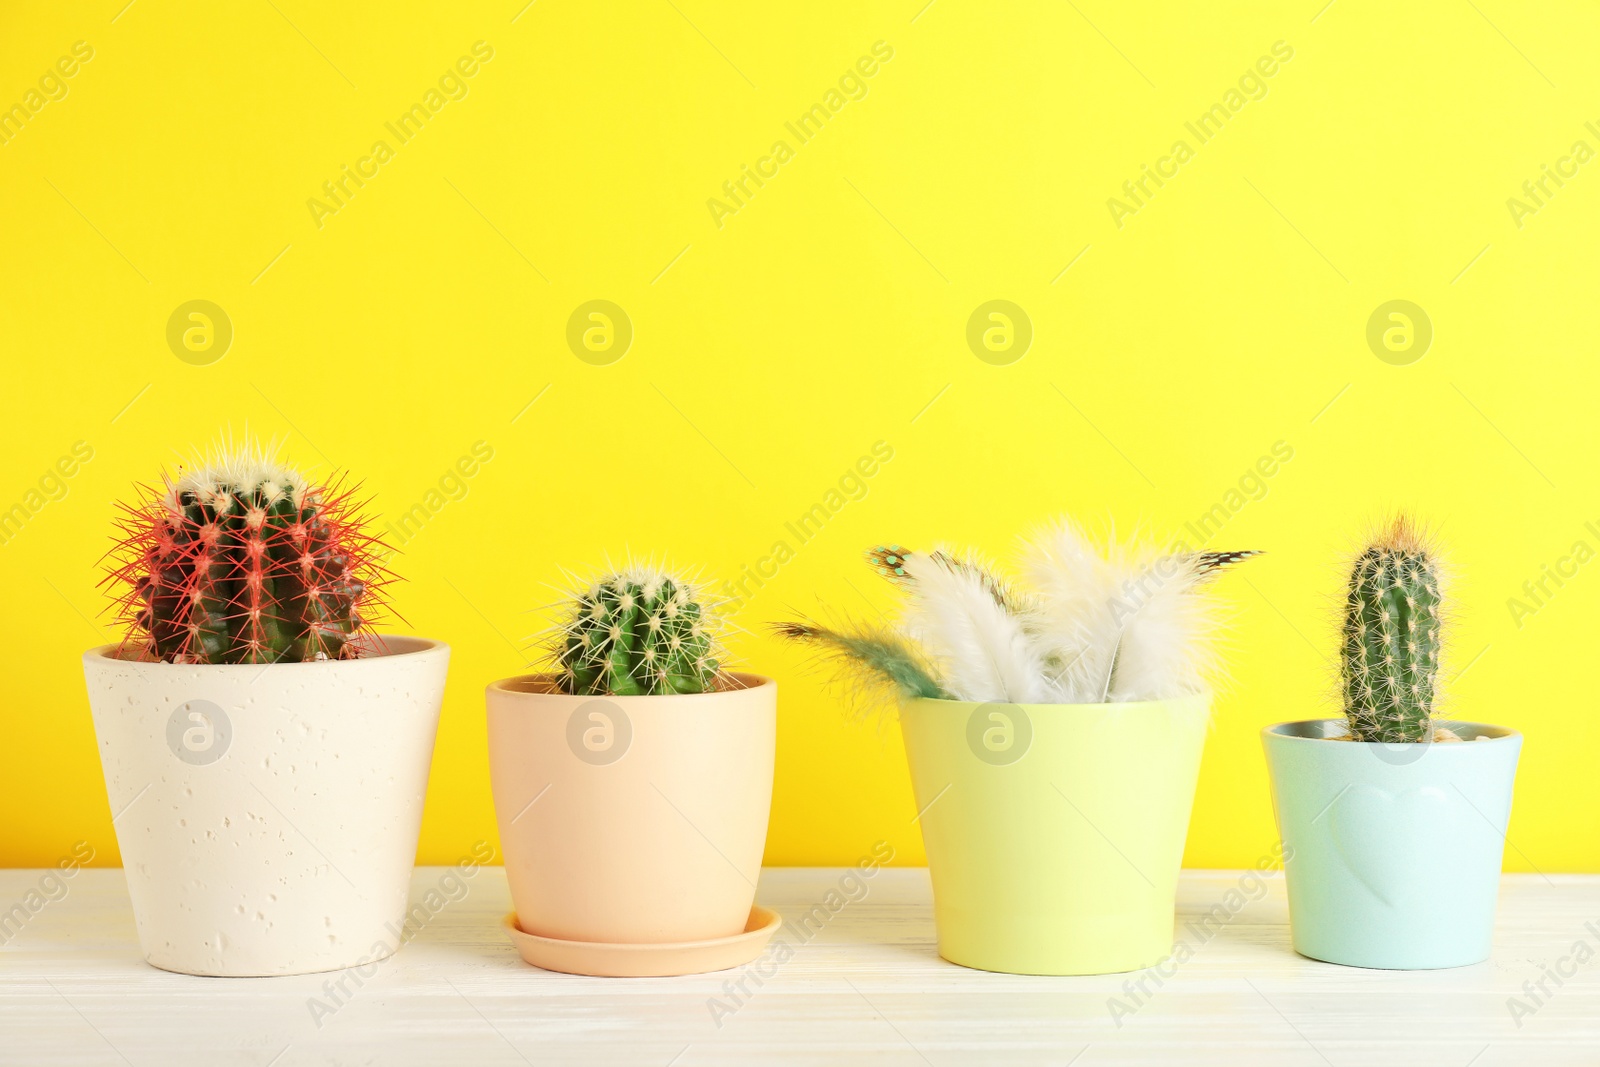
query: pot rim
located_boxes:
[487,670,774,702]
[83,634,448,670]
[1261,717,1521,745]
[900,688,1210,714]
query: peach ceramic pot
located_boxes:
[486,673,776,946]
[82,636,449,977]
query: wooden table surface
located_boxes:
[2,866,1597,1065]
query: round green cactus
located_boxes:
[556,568,722,695]
[1340,519,1442,743]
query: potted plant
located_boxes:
[776,523,1257,975]
[486,564,780,977]
[83,442,449,976]
[1261,517,1521,969]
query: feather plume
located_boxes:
[1021,520,1121,702]
[1191,549,1263,577]
[1101,548,1220,701]
[1023,527,1256,702]
[784,521,1256,711]
[890,548,1057,703]
[866,545,914,585]
[772,619,946,718]
[869,544,1026,614]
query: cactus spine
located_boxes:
[108,445,387,664]
[556,568,722,695]
[1340,519,1442,743]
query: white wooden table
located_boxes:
[2,867,1597,1065]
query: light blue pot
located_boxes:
[1261,719,1521,970]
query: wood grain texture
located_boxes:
[1,867,1597,1065]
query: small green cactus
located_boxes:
[1340,518,1443,743]
[555,567,723,695]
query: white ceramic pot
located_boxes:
[83,636,449,976]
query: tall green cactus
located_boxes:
[1340,520,1442,743]
[108,446,387,664]
[556,568,722,695]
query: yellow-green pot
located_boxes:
[899,693,1210,975]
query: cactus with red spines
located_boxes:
[104,445,392,664]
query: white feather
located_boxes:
[1022,520,1121,702]
[1102,547,1218,702]
[899,549,1058,704]
[1023,524,1223,703]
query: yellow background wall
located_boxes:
[2,1,1593,871]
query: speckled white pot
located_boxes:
[82,636,449,976]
